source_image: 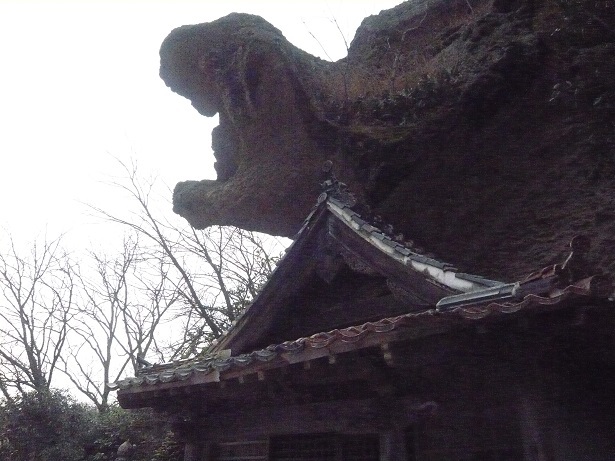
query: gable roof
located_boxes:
[209,189,505,355]
[113,188,613,408]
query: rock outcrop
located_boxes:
[160,0,615,279]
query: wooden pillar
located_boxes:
[380,429,407,461]
[518,394,550,461]
[184,442,203,461]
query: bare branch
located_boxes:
[0,232,75,397]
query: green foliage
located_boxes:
[151,431,184,461]
[331,69,461,130]
[0,390,94,461]
[0,392,182,461]
[94,407,182,461]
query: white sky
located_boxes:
[0,0,403,249]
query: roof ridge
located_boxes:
[324,195,505,293]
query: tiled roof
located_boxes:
[111,273,611,392]
[112,184,613,398]
[210,191,503,355]
[326,197,503,293]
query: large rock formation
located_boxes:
[160,0,615,280]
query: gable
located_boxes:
[211,191,505,355]
[112,187,613,410]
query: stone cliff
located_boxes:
[160,0,615,280]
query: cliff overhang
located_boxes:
[160,0,615,279]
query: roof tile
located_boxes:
[115,275,611,393]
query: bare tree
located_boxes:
[0,234,75,398]
[0,158,283,409]
[182,226,278,321]
[163,225,282,359]
[60,235,178,412]
[89,160,284,359]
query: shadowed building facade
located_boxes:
[113,182,615,461]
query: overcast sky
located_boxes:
[0,0,403,249]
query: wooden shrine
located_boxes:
[113,180,615,461]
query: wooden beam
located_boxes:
[196,395,435,439]
[183,442,202,461]
[380,429,408,461]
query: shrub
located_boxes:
[0,392,182,461]
[0,390,95,461]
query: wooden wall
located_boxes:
[177,306,615,461]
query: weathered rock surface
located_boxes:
[161,0,615,280]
